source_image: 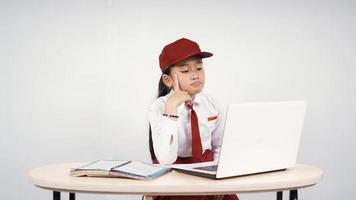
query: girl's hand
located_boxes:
[165,74,192,116]
[168,73,192,107]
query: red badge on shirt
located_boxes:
[208,116,218,121]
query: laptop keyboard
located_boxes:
[194,165,218,172]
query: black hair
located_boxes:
[149,66,172,162]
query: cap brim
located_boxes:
[181,51,213,61]
[167,51,213,69]
[199,51,213,58]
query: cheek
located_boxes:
[200,71,205,81]
[181,76,191,86]
[178,76,191,89]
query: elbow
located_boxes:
[154,143,178,165]
[155,151,177,165]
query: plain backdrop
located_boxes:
[1,0,355,200]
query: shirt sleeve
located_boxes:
[147,102,179,165]
[209,97,227,161]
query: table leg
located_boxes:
[69,193,76,200]
[276,191,283,200]
[289,190,298,200]
[53,191,60,200]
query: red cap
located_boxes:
[159,38,213,72]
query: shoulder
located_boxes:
[199,92,227,117]
[198,92,221,110]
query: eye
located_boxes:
[180,67,189,73]
[196,64,203,71]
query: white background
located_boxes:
[1,0,355,199]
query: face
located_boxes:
[163,55,205,97]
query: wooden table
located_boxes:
[28,163,323,200]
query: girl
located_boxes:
[148,38,239,200]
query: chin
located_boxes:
[189,87,204,96]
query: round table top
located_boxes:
[28,163,323,195]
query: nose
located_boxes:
[191,73,199,80]
[190,66,200,80]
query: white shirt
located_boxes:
[147,90,226,165]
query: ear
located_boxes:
[162,74,173,88]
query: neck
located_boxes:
[189,92,198,101]
[186,93,197,105]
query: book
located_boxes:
[70,160,171,180]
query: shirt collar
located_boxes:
[193,92,203,105]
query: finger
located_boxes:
[173,73,181,91]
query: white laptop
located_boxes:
[171,100,307,179]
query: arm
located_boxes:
[148,73,191,165]
[148,106,179,165]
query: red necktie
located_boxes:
[186,103,203,160]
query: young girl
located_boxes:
[148,38,239,200]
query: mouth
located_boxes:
[190,82,202,87]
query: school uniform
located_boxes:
[148,90,239,200]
